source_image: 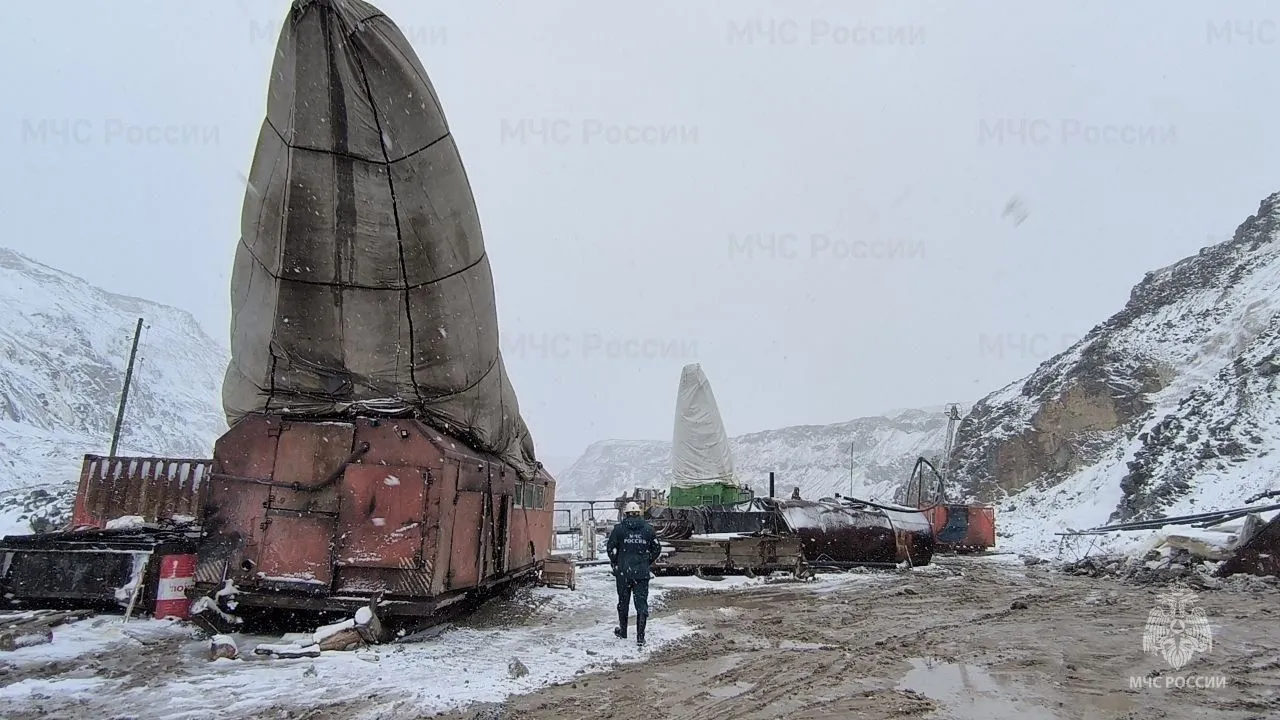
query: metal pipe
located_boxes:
[109,318,144,458]
[1054,501,1280,535]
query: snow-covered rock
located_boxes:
[0,247,227,533]
[556,405,967,503]
[951,191,1280,556]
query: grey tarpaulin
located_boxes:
[670,364,737,488]
[223,0,539,478]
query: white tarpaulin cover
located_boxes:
[671,364,737,488]
[222,0,538,478]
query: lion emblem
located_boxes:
[1142,589,1212,669]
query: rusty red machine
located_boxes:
[0,421,555,629]
[900,457,996,553]
[196,415,554,621]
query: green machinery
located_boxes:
[668,482,753,508]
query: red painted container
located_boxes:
[154,554,197,619]
[923,504,997,551]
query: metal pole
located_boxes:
[109,318,144,458]
[849,442,855,496]
[769,471,775,498]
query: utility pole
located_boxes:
[849,441,855,497]
[108,318,144,458]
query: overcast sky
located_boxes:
[2,0,1278,467]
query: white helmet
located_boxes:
[624,502,642,515]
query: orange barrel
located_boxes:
[154,554,197,619]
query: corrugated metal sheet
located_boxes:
[71,455,210,529]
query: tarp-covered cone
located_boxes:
[671,363,737,488]
[224,0,539,478]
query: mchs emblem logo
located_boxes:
[1142,589,1213,670]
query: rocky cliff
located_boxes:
[950,192,1280,553]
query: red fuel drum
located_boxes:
[154,554,197,619]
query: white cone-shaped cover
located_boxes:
[671,363,737,488]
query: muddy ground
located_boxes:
[3,556,1277,719]
[438,557,1280,720]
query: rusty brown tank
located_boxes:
[194,415,554,620]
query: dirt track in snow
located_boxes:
[439,557,1280,720]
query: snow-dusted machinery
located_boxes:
[193,417,555,628]
[645,364,934,572]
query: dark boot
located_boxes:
[636,614,647,646]
[613,610,627,639]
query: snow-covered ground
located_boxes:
[0,565,890,719]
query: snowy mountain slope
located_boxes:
[949,192,1280,556]
[0,248,227,530]
[556,406,965,503]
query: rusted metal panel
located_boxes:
[497,494,512,575]
[337,465,427,569]
[449,492,484,589]
[1217,514,1280,578]
[456,458,491,494]
[427,459,459,595]
[257,513,336,586]
[200,475,271,587]
[335,566,434,598]
[70,455,211,529]
[356,419,441,468]
[267,484,341,516]
[509,505,530,569]
[273,422,355,489]
[213,414,280,480]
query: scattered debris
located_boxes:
[0,609,93,651]
[210,634,239,660]
[1059,552,1279,591]
[508,657,529,678]
[1218,513,1280,578]
[0,625,52,651]
[318,629,365,652]
[254,642,322,659]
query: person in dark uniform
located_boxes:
[606,502,662,646]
